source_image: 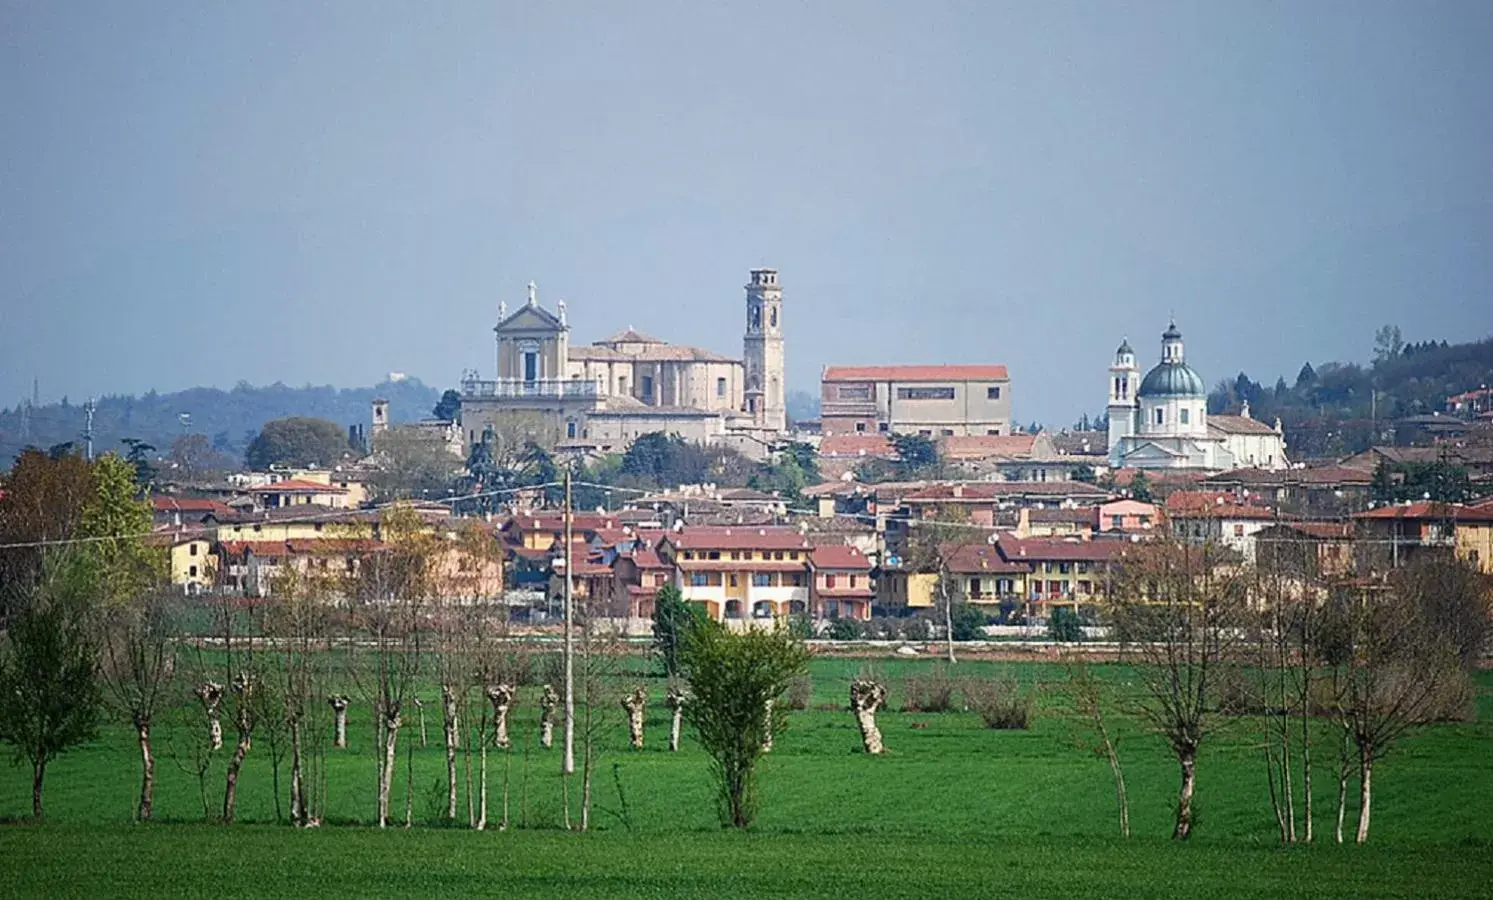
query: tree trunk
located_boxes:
[415,697,428,748]
[330,697,349,749]
[1335,730,1351,844]
[290,721,306,827]
[539,685,558,749]
[1356,750,1374,844]
[1173,750,1196,840]
[487,685,514,749]
[622,688,647,751]
[669,706,683,752]
[442,685,460,820]
[850,680,886,755]
[197,682,224,751]
[476,739,488,831]
[223,725,251,823]
[762,699,774,753]
[1109,748,1130,839]
[378,711,400,828]
[31,755,46,821]
[136,718,155,822]
[1301,692,1313,843]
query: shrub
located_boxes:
[786,674,813,711]
[786,613,814,640]
[962,676,1033,729]
[950,604,987,642]
[826,619,860,641]
[902,616,934,642]
[902,666,958,713]
[1047,607,1085,643]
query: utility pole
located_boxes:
[562,468,575,776]
[83,398,96,461]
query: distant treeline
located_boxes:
[0,379,442,469]
[1207,333,1493,459]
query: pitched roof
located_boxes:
[940,435,1037,461]
[1050,431,1108,456]
[598,327,664,345]
[569,343,737,363]
[903,481,1112,502]
[941,542,1031,574]
[818,435,897,458]
[152,496,236,517]
[1355,501,1493,522]
[823,364,1009,383]
[1208,415,1281,436]
[808,544,873,571]
[662,527,810,552]
[247,479,348,494]
[996,536,1129,563]
[1258,521,1353,540]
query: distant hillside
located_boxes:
[0,379,442,468]
[1208,334,1493,459]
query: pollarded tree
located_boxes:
[99,586,179,822]
[680,620,810,828]
[1108,539,1246,840]
[0,550,103,820]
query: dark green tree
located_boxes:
[1129,471,1154,503]
[119,438,158,491]
[891,433,938,479]
[244,417,352,469]
[1072,464,1097,484]
[652,585,707,678]
[1048,607,1086,643]
[0,551,103,820]
[432,389,462,423]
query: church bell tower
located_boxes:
[743,268,786,433]
[1107,338,1138,458]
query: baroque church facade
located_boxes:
[1106,322,1288,472]
[458,269,787,458]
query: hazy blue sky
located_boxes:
[4,1,1491,424]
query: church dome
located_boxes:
[1138,361,1206,398]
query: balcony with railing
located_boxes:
[461,378,600,400]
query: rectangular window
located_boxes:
[752,573,772,587]
[942,429,955,436]
[691,573,708,587]
[826,574,837,588]
[566,421,577,439]
[987,386,1002,400]
[837,384,872,400]
[729,574,738,587]
[855,422,867,433]
[716,377,727,398]
[189,544,198,556]
[523,352,538,382]
[1155,408,1165,425]
[791,573,804,587]
[897,386,956,401]
[1180,408,1190,425]
[641,375,654,399]
[878,422,889,432]
[189,565,198,578]
[1111,515,1123,529]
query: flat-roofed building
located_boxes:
[820,364,1011,437]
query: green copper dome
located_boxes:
[1138,361,1206,397]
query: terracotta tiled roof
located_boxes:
[1355,502,1493,522]
[247,479,348,494]
[570,344,736,363]
[996,536,1129,563]
[808,545,873,571]
[1260,521,1353,540]
[1109,468,1208,488]
[940,542,1031,574]
[676,560,807,572]
[624,548,671,570]
[823,365,1009,382]
[662,527,809,552]
[153,496,236,517]
[597,327,664,345]
[817,435,896,458]
[940,435,1037,461]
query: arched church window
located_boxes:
[750,305,761,329]
[769,307,777,328]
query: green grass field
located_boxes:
[1,657,1491,898]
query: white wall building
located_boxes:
[1107,322,1287,471]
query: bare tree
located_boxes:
[342,505,434,827]
[1066,656,1129,838]
[1109,539,1245,840]
[99,585,179,821]
[849,678,887,755]
[665,682,687,753]
[1317,566,1476,843]
[621,687,647,751]
[264,567,332,827]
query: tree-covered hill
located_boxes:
[0,379,441,468]
[1208,332,1493,459]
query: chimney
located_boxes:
[952,484,964,499]
[1017,507,1031,538]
